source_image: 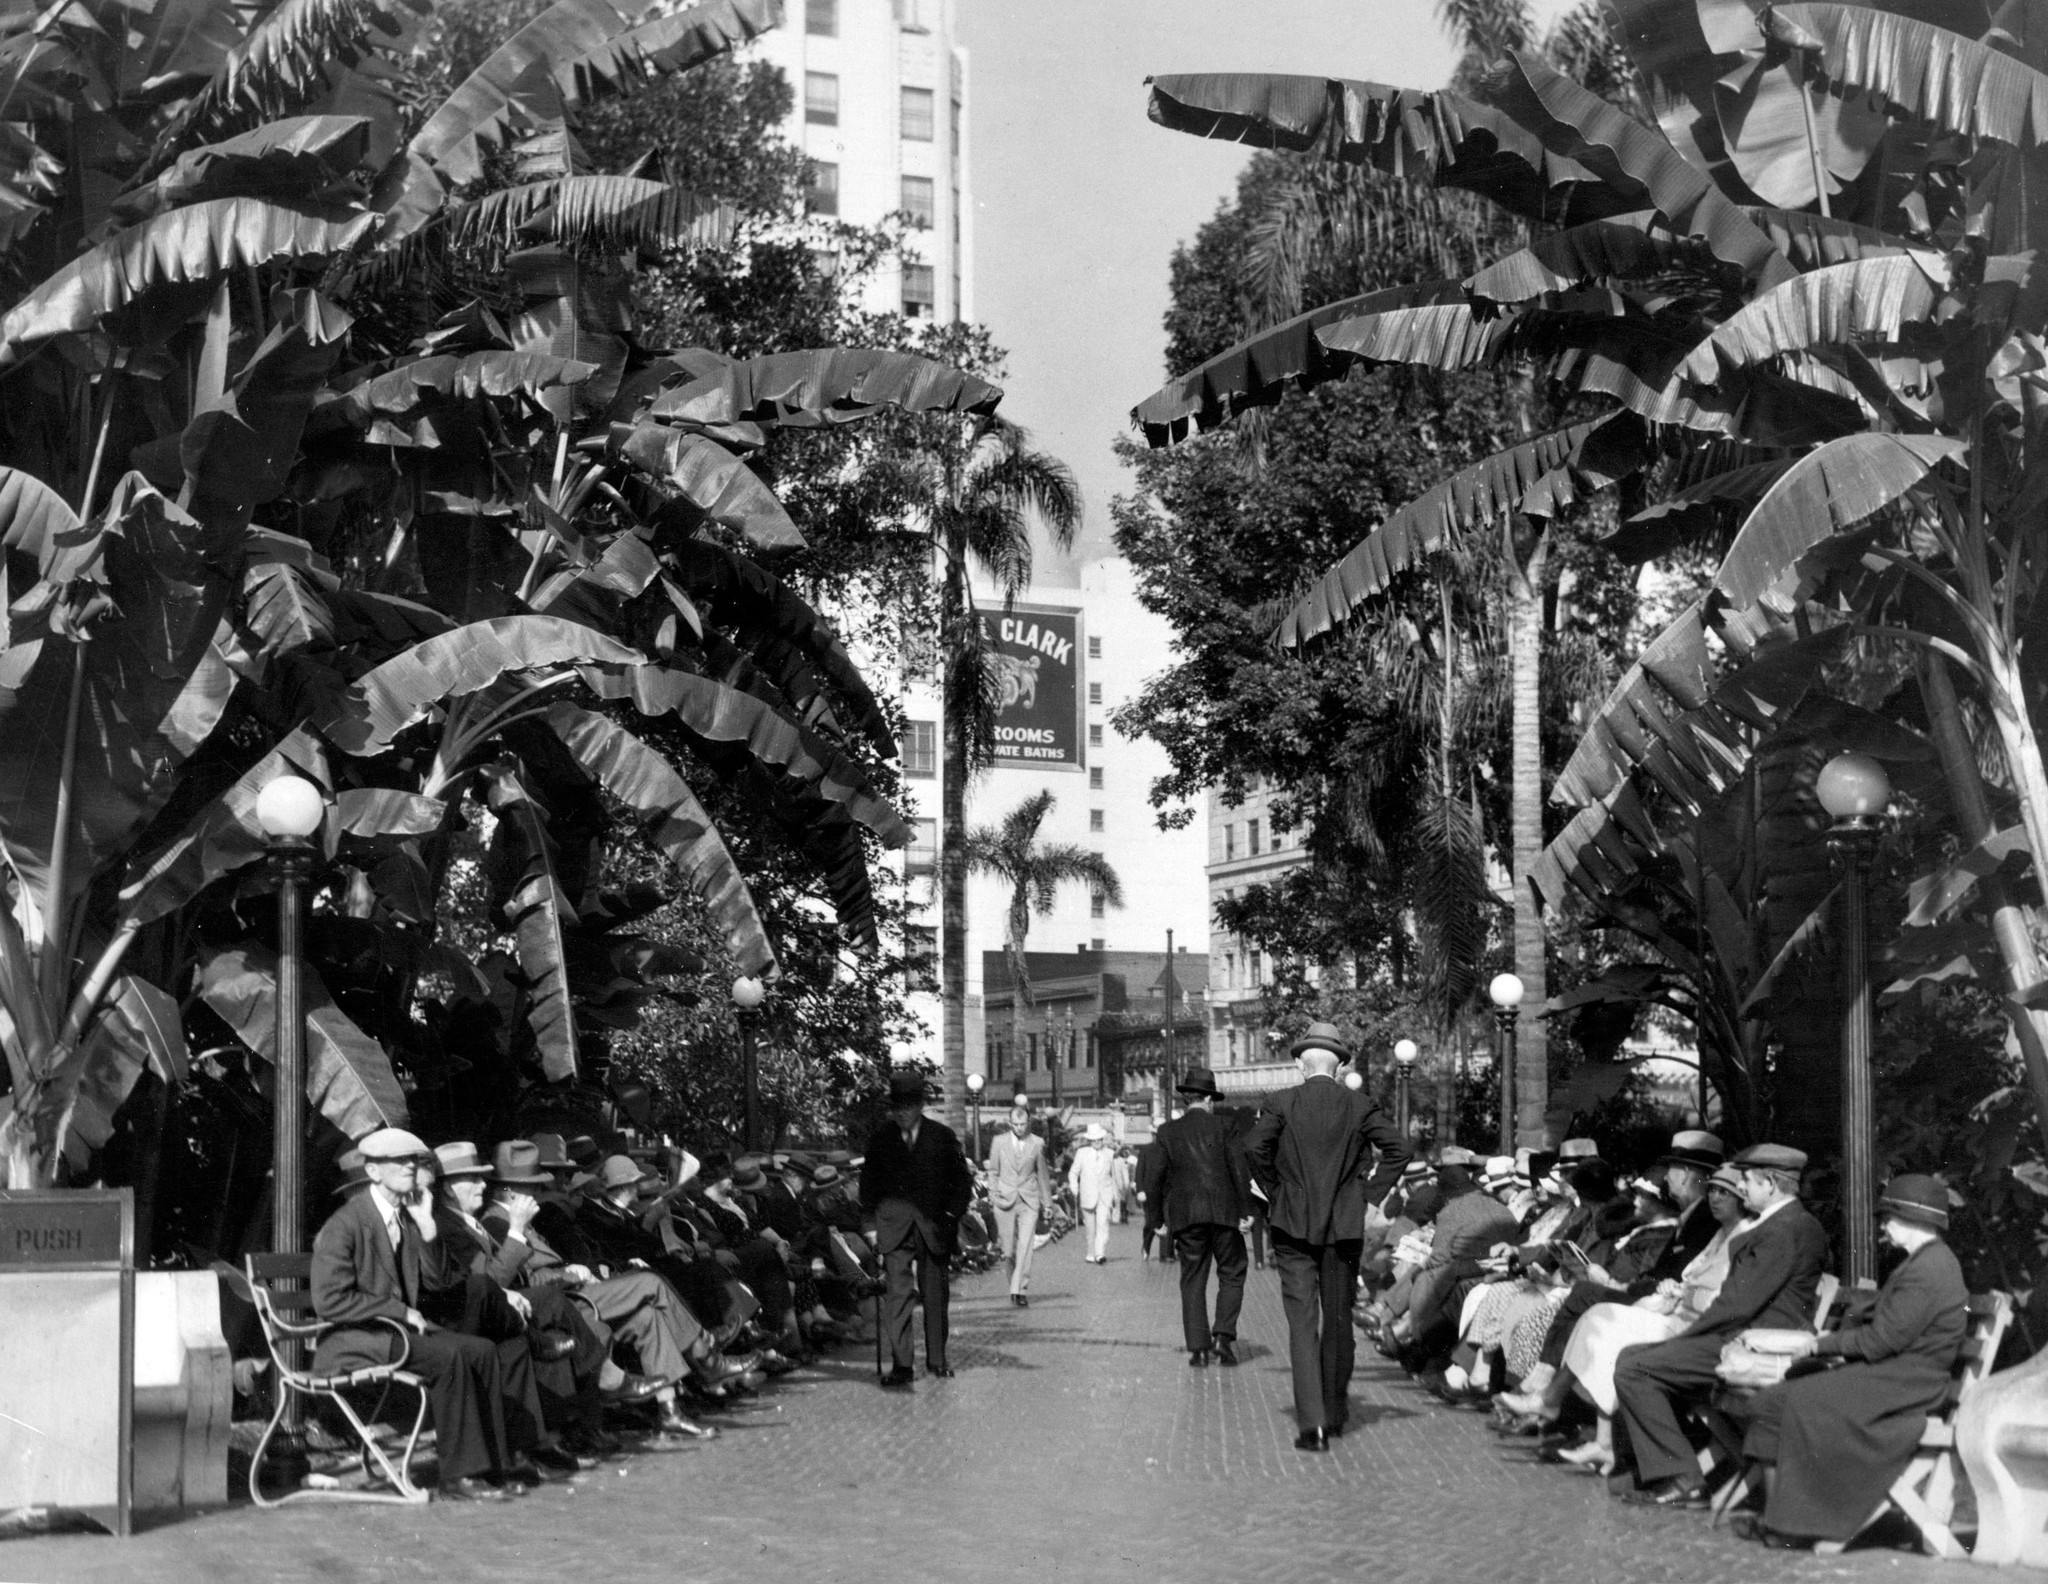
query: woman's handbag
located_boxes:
[1714,1328,1814,1389]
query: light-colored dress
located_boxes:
[1563,1222,1742,1413]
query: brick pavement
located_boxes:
[0,1227,2033,1584]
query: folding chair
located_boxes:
[244,1253,432,1507]
[1704,1272,1842,1520]
[1815,1289,2011,1558]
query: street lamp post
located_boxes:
[731,976,766,1151]
[1489,973,1525,1155]
[255,772,325,1469]
[1819,751,1891,1288]
[1394,1038,1419,1138]
[966,1071,985,1161]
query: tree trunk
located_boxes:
[1510,525,1550,1148]
[938,578,970,1132]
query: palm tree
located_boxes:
[911,421,1081,1128]
[961,790,1124,1104]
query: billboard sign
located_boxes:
[984,602,1083,770]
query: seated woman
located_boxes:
[1731,1173,1968,1549]
[1519,1163,1751,1471]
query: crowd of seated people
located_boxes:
[304,1126,883,1502]
[1355,1127,1974,1553]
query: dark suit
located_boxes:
[312,1188,516,1486]
[1142,1107,1252,1352]
[1246,1075,1410,1432]
[439,1207,606,1438]
[860,1115,972,1372]
[1613,1196,1828,1486]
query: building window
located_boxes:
[806,0,836,35]
[1067,1035,1079,1070]
[1088,724,1103,747]
[1224,825,1235,860]
[1088,681,1103,705]
[901,175,934,228]
[805,160,838,217]
[1249,950,1263,985]
[1224,951,1235,988]
[805,71,839,125]
[1027,1033,1038,1072]
[1089,767,1103,790]
[1090,890,1105,918]
[902,263,935,318]
[907,817,937,876]
[1247,818,1261,855]
[902,86,935,141]
[1091,937,1104,951]
[904,718,936,777]
[1088,636,1102,659]
[1089,809,1104,832]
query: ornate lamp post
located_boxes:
[1394,1037,1419,1137]
[1342,1070,1364,1092]
[731,975,766,1151]
[966,1071,985,1159]
[1489,972,1525,1155]
[1819,751,1891,1287]
[255,771,324,1466]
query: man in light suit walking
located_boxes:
[985,1098,1053,1306]
[1069,1123,1119,1264]
[1246,1024,1410,1450]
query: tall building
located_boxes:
[1206,781,1314,1093]
[750,0,971,324]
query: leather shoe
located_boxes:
[1213,1338,1238,1366]
[1012,1293,1029,1307]
[532,1441,594,1474]
[654,1407,718,1439]
[879,1366,915,1390]
[502,1458,564,1488]
[437,1475,510,1503]
[1293,1429,1329,1453]
[1188,1349,1211,1367]
[1625,1477,1707,1509]
[928,1364,955,1378]
[1730,1514,1805,1549]
[603,1373,668,1404]
[530,1330,576,1362]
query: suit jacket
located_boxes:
[1069,1143,1118,1211]
[985,1128,1052,1211]
[485,1202,581,1286]
[1245,1074,1411,1244]
[860,1116,972,1256]
[1141,1108,1249,1231]
[1680,1196,1828,1339]
[438,1204,533,1289]
[312,1187,463,1329]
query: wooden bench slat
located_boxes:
[247,1253,314,1279]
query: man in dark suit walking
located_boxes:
[860,1068,973,1387]
[1611,1142,1829,1507]
[1142,1066,1253,1366]
[1245,1024,1411,1451]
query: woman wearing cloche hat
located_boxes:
[1731,1173,1970,1549]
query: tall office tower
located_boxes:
[750,0,972,324]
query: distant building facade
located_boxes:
[1206,778,1314,1074]
[981,948,1209,1112]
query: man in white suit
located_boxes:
[1069,1123,1119,1264]
[985,1099,1053,1307]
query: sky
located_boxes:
[952,1,1464,565]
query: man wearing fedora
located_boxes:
[985,1097,1054,1303]
[1730,1173,1969,1547]
[861,1068,973,1386]
[1142,1066,1253,1366]
[1246,1024,1412,1450]
[1068,1122,1120,1265]
[1611,1141,1827,1507]
[311,1128,541,1500]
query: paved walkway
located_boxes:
[0,1226,2031,1583]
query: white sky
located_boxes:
[953,2,1464,561]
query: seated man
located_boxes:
[581,1153,760,1343]
[1611,1142,1827,1507]
[311,1128,548,1502]
[1732,1173,1968,1549]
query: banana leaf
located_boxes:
[1905,826,2032,927]
[56,974,185,1162]
[450,175,733,252]
[118,115,372,220]
[197,941,408,1135]
[481,760,582,1082]
[612,424,803,549]
[321,614,642,755]
[311,350,598,431]
[1679,255,1952,383]
[1742,207,1943,271]
[648,347,1002,428]
[0,199,377,367]
[542,703,774,975]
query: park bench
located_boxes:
[244,1253,431,1507]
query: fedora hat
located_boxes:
[808,1163,842,1188]
[357,1126,431,1161]
[1879,1173,1952,1229]
[1631,1174,1680,1215]
[1731,1142,1808,1174]
[1175,1066,1220,1098]
[333,1149,371,1195]
[433,1141,491,1179]
[530,1133,574,1170]
[1400,1158,1433,1182]
[1438,1145,1477,1168]
[565,1134,600,1168]
[491,1139,553,1187]
[730,1160,769,1193]
[1290,1022,1351,1061]
[596,1153,656,1192]
[1558,1137,1600,1162]
[1657,1129,1725,1171]
[887,1067,929,1104]
[1707,1164,1746,1195]
[1481,1155,1516,1189]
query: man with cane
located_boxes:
[860,1068,973,1387]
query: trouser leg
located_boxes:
[881,1244,918,1369]
[1175,1226,1218,1351]
[1089,1203,1112,1260]
[1320,1240,1362,1422]
[1271,1231,1326,1430]
[1211,1225,1249,1343]
[1612,1334,1724,1486]
[410,1329,506,1484]
[496,1333,552,1454]
[1002,1202,1038,1294]
[920,1244,950,1369]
